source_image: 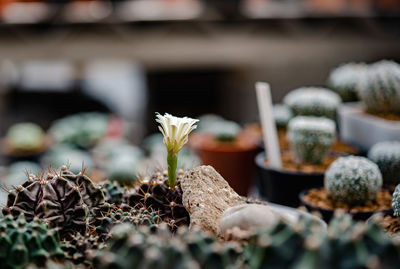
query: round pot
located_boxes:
[190,132,258,196]
[299,189,393,222]
[255,152,324,207]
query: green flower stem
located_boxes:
[167,151,178,189]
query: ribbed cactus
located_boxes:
[327,62,367,102]
[102,182,126,205]
[93,223,243,269]
[2,166,111,235]
[324,156,383,205]
[287,116,336,164]
[283,87,342,119]
[273,104,293,129]
[0,214,65,269]
[127,170,189,230]
[358,60,400,115]
[392,184,400,219]
[368,141,400,185]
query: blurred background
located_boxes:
[0,0,399,197]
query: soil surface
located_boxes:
[381,215,400,235]
[302,188,392,213]
[366,111,400,121]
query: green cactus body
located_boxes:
[93,223,243,269]
[283,87,342,119]
[2,166,110,235]
[0,214,65,269]
[327,62,367,102]
[6,123,45,152]
[359,60,400,115]
[368,141,400,185]
[392,184,400,218]
[324,156,383,205]
[287,116,336,164]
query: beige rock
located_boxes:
[220,204,297,236]
[181,165,244,236]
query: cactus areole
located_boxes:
[156,113,199,189]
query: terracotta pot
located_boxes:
[189,131,259,196]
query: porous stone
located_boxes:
[181,165,244,236]
[220,204,296,236]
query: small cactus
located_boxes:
[0,214,65,269]
[283,87,342,119]
[368,141,400,185]
[273,104,293,129]
[358,60,400,115]
[392,184,400,219]
[327,62,367,102]
[287,116,336,164]
[6,123,45,153]
[324,156,383,205]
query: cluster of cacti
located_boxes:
[358,60,400,115]
[368,141,400,185]
[327,62,367,102]
[6,122,45,153]
[324,156,383,205]
[101,181,127,205]
[62,233,105,265]
[49,112,109,148]
[287,116,336,164]
[127,170,189,229]
[93,223,244,269]
[283,87,342,119]
[273,104,293,128]
[0,214,65,269]
[2,166,111,235]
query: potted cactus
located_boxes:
[256,116,339,207]
[300,156,392,221]
[327,62,367,102]
[2,122,47,163]
[338,60,400,151]
[189,115,259,196]
[368,141,400,190]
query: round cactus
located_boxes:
[324,156,383,205]
[358,60,400,115]
[327,62,367,102]
[6,122,45,152]
[287,116,336,164]
[273,104,293,128]
[201,120,241,142]
[283,87,342,119]
[392,184,400,218]
[368,141,400,185]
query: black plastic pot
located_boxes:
[255,152,324,207]
[299,189,394,223]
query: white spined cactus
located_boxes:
[324,156,383,205]
[327,62,367,102]
[156,113,199,189]
[287,116,336,164]
[273,104,293,129]
[358,60,400,115]
[392,184,400,218]
[283,87,342,119]
[368,141,400,185]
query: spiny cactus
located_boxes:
[62,233,105,265]
[327,62,367,102]
[127,170,189,230]
[5,122,45,153]
[273,104,293,129]
[101,181,126,205]
[2,166,111,235]
[0,214,65,269]
[324,156,383,205]
[368,141,400,185]
[283,87,342,119]
[287,116,336,164]
[93,223,243,269]
[358,60,400,115]
[392,184,400,219]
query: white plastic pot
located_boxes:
[338,102,400,152]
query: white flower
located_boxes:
[155,113,199,154]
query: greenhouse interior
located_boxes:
[0,0,400,268]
